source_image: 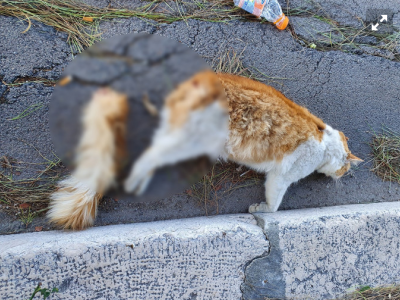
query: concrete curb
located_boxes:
[0,214,268,299]
[243,202,400,299]
[1,202,400,299]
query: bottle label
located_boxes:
[237,0,267,18]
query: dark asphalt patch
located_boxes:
[0,12,399,234]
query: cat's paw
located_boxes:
[248,202,276,213]
[124,170,154,195]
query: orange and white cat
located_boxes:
[48,71,362,230]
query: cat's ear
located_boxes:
[347,153,363,165]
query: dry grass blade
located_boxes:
[370,128,400,184]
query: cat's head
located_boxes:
[318,125,363,179]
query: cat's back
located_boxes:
[216,73,326,162]
[217,73,312,116]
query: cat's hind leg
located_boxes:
[124,103,229,195]
[125,71,229,195]
[123,132,196,194]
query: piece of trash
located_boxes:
[82,16,94,22]
[19,203,31,209]
[58,75,72,86]
[35,226,43,232]
[234,0,289,30]
[310,43,317,49]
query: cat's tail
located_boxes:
[47,176,103,230]
[47,88,128,230]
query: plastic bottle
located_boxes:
[234,0,289,30]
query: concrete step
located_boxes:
[243,202,400,299]
[0,214,268,299]
[2,202,400,299]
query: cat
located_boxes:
[48,71,362,230]
[124,71,362,213]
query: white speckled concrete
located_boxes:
[0,214,268,300]
[3,203,400,300]
[242,202,400,300]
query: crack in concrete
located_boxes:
[240,215,285,300]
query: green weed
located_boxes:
[28,283,58,300]
[8,103,44,121]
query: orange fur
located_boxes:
[336,131,362,176]
[166,70,227,128]
[216,73,326,163]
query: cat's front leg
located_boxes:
[249,172,290,213]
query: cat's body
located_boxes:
[48,71,361,230]
[125,71,361,213]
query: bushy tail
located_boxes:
[47,176,102,230]
[48,88,128,230]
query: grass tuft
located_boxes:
[211,46,294,86]
[370,128,400,184]
[19,207,36,227]
[212,48,252,77]
[341,285,400,300]
[281,0,400,61]
[187,161,263,214]
[0,155,66,218]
